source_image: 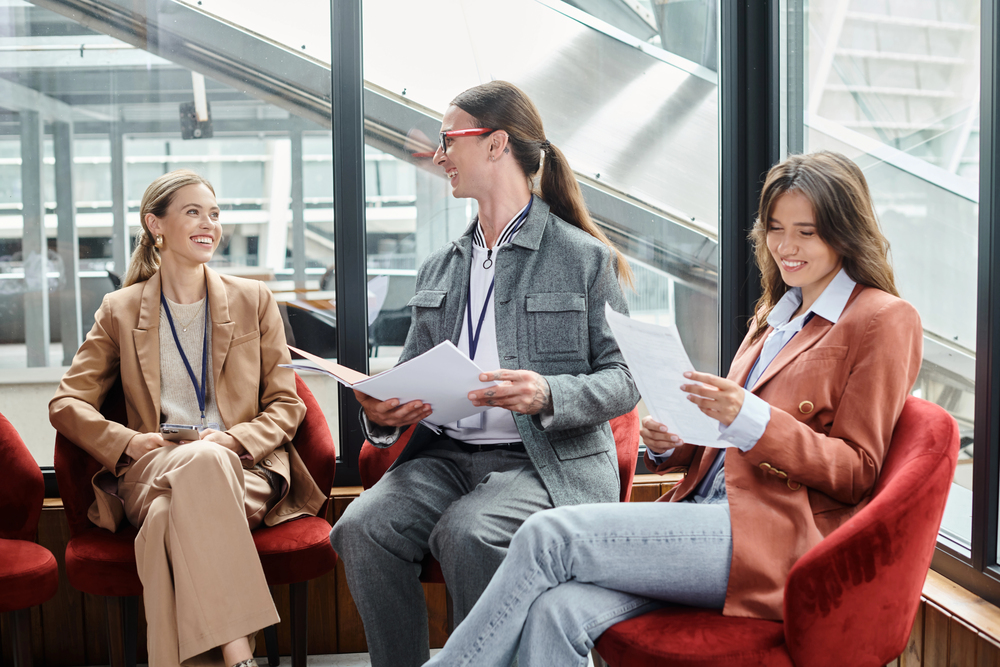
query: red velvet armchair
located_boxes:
[0,412,59,667]
[594,396,960,667]
[357,408,642,589]
[54,374,337,667]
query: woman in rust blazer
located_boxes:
[49,170,325,667]
[423,151,923,667]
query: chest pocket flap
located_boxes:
[525,293,585,313]
[407,290,447,308]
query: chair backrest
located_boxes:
[359,408,642,503]
[783,396,959,667]
[0,412,45,541]
[54,378,126,537]
[612,408,641,502]
[54,373,335,536]
[290,374,337,512]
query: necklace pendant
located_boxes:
[183,328,187,332]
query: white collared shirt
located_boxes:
[648,268,857,466]
[444,201,531,444]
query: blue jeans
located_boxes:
[423,500,732,667]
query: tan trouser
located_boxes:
[119,442,281,667]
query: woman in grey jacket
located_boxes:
[329,80,639,667]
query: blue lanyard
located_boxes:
[466,200,532,360]
[160,291,209,426]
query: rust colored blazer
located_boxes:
[49,268,326,532]
[646,285,923,620]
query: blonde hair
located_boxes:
[123,169,216,288]
[749,151,898,342]
[451,81,634,288]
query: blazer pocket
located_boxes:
[548,423,607,461]
[797,346,849,362]
[526,293,587,362]
[408,290,447,309]
[231,330,261,348]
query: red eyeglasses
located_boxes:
[439,128,495,154]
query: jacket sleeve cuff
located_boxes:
[718,391,770,452]
[361,408,402,446]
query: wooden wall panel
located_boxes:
[628,484,662,503]
[951,617,979,667]
[924,601,951,667]
[37,506,86,666]
[978,634,1000,667]
[424,583,449,648]
[901,604,925,667]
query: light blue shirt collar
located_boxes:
[766,267,856,331]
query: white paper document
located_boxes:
[604,303,732,448]
[282,341,498,428]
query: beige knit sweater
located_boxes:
[158,297,226,430]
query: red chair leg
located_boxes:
[290,581,308,667]
[264,623,280,666]
[106,596,138,667]
[11,608,33,667]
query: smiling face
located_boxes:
[433,105,493,199]
[145,183,221,270]
[766,190,843,308]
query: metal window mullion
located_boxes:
[331,0,368,486]
[971,0,1000,573]
[719,0,775,372]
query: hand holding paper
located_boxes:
[354,389,433,428]
[604,303,734,448]
[282,341,499,428]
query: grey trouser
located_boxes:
[329,439,554,667]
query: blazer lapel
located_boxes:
[206,268,236,427]
[727,333,767,387]
[133,273,162,431]
[749,316,833,393]
[449,233,473,344]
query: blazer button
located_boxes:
[263,459,272,467]
[798,401,814,415]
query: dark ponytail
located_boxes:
[451,81,634,288]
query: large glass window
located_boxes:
[361,0,722,456]
[793,0,980,549]
[0,0,339,462]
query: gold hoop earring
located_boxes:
[154,234,163,249]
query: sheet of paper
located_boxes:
[353,341,498,427]
[285,346,370,385]
[604,303,732,448]
[284,341,498,428]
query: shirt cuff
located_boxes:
[361,410,403,446]
[539,405,555,429]
[718,391,770,452]
[645,447,676,466]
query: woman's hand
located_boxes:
[681,371,745,427]
[640,416,684,454]
[125,432,165,460]
[468,370,552,415]
[200,429,244,455]
[355,389,433,428]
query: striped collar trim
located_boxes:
[472,201,531,249]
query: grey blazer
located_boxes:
[367,196,640,507]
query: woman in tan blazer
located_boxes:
[49,170,326,667]
[423,151,924,667]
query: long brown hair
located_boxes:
[451,81,634,288]
[123,169,216,288]
[749,151,898,341]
